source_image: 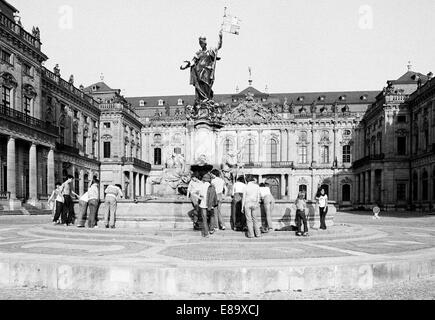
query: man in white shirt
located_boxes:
[231,176,246,231]
[187,174,202,230]
[242,176,262,238]
[87,178,100,228]
[316,188,329,230]
[260,183,275,232]
[103,184,124,229]
[76,190,89,228]
[211,170,227,231]
[198,174,214,238]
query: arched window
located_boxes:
[243,139,255,164]
[422,170,429,201]
[74,171,80,195]
[299,185,307,199]
[266,139,278,162]
[413,171,418,201]
[139,100,145,107]
[342,184,351,202]
[320,184,329,197]
[343,145,351,163]
[154,148,162,165]
[223,138,234,157]
[84,174,89,192]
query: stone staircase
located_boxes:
[0,203,52,216]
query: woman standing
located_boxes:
[316,188,329,230]
[87,178,100,229]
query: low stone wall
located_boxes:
[77,199,336,230]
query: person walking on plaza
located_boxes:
[242,176,262,239]
[103,184,124,229]
[295,192,309,237]
[211,169,227,231]
[61,176,79,226]
[48,182,64,225]
[231,176,246,231]
[187,174,202,230]
[260,183,275,233]
[198,174,218,238]
[316,188,328,230]
[87,178,100,229]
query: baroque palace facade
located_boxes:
[1,0,434,211]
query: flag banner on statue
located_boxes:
[223,15,241,35]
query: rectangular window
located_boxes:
[92,140,96,156]
[342,145,351,163]
[397,137,406,155]
[299,146,308,164]
[103,142,111,158]
[59,127,65,145]
[397,183,406,201]
[73,132,77,148]
[321,146,330,164]
[174,147,182,155]
[1,86,11,108]
[397,116,407,123]
[23,63,32,76]
[83,136,87,154]
[103,122,111,129]
[24,97,31,115]
[1,50,11,64]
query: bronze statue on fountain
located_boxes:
[180,29,226,125]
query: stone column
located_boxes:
[370,170,376,204]
[7,137,16,200]
[333,129,338,166]
[288,171,294,200]
[135,173,140,197]
[280,130,284,162]
[281,174,286,199]
[141,175,146,196]
[146,176,152,195]
[364,171,370,204]
[311,129,317,166]
[185,130,191,165]
[359,173,363,204]
[29,143,38,202]
[47,148,55,195]
[355,174,360,204]
[129,171,134,199]
[381,170,385,205]
[79,170,85,195]
[287,129,291,161]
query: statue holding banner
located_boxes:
[180,30,223,105]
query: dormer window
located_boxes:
[92,86,97,91]
[318,96,325,102]
[262,98,267,102]
[297,96,304,102]
[139,100,145,107]
[360,95,368,101]
[177,99,183,106]
[158,99,164,106]
[339,95,347,101]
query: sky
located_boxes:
[11,0,435,97]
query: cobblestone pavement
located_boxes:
[0,276,434,300]
[0,212,434,300]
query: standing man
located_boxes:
[87,178,100,229]
[61,175,79,226]
[198,174,217,238]
[295,192,309,237]
[260,183,275,233]
[242,176,262,239]
[103,184,124,229]
[180,29,223,104]
[316,188,329,230]
[187,174,202,230]
[211,169,227,231]
[231,176,246,231]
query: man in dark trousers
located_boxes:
[61,175,79,226]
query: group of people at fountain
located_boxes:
[48,176,124,229]
[187,170,329,239]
